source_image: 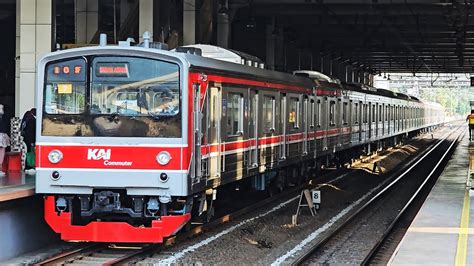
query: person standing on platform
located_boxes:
[0,104,10,176]
[21,108,36,152]
[21,108,36,170]
[466,110,474,140]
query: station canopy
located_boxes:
[244,0,473,73]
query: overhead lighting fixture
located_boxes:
[246,17,256,28]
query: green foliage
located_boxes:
[419,86,473,116]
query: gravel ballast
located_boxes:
[140,127,451,265]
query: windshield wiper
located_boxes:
[148,111,161,121]
[107,112,120,122]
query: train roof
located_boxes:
[420,99,444,109]
[175,44,264,66]
[342,82,421,102]
[40,45,315,91]
[293,70,341,84]
[178,50,315,90]
[40,45,430,104]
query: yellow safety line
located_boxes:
[455,152,471,266]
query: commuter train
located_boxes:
[36,41,444,243]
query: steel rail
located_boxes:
[290,126,463,265]
[102,244,161,265]
[36,127,452,265]
[36,168,347,265]
[98,168,349,265]
[35,243,104,265]
[361,130,464,265]
[105,127,454,265]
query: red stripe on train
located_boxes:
[37,145,185,170]
[198,127,352,156]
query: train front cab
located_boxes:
[35,47,192,243]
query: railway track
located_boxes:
[361,135,464,265]
[35,168,348,265]
[35,127,455,265]
[36,243,157,265]
[287,126,463,265]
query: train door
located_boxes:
[193,83,203,186]
[303,97,309,155]
[368,102,372,139]
[372,103,376,138]
[288,94,302,159]
[208,86,222,180]
[322,97,328,150]
[359,101,364,142]
[309,96,316,158]
[315,97,323,154]
[248,90,259,169]
[378,104,381,136]
[279,94,287,160]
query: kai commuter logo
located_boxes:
[87,148,133,166]
[87,149,111,160]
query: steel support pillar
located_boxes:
[75,0,98,44]
[183,0,196,45]
[139,0,153,42]
[217,1,230,48]
[265,22,275,70]
[275,27,285,71]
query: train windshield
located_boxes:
[42,56,181,138]
[90,57,179,117]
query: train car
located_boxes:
[293,71,444,167]
[36,40,444,243]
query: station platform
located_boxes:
[0,169,57,262]
[0,171,35,202]
[390,131,474,265]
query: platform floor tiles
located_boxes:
[0,171,35,202]
[390,133,474,265]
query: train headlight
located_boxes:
[156,151,171,165]
[48,150,63,164]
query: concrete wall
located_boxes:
[0,196,58,261]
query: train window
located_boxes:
[289,97,300,129]
[227,93,244,136]
[90,57,180,117]
[263,95,276,132]
[386,105,389,121]
[379,105,382,122]
[44,58,86,114]
[310,100,315,128]
[212,95,217,128]
[42,56,182,138]
[329,101,336,126]
[44,83,86,114]
[316,99,321,127]
[353,102,359,124]
[342,102,348,125]
[363,104,368,123]
[372,104,376,123]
